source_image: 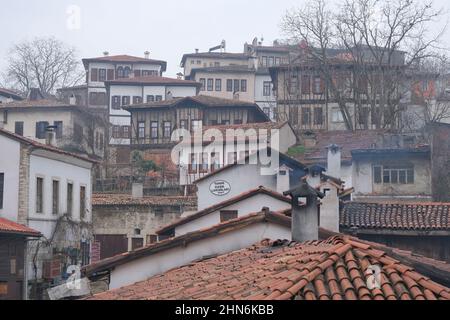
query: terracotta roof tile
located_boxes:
[87,235,450,300]
[0,217,41,236]
[341,202,450,231]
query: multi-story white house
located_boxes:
[0,128,97,298]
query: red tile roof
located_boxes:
[341,202,450,232]
[92,194,197,207]
[123,95,262,110]
[105,76,201,87]
[87,234,450,300]
[0,128,98,164]
[0,217,41,236]
[82,210,291,277]
[156,186,291,235]
[82,55,167,71]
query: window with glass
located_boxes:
[99,69,107,82]
[226,79,233,92]
[263,81,271,96]
[200,78,206,91]
[151,121,158,138]
[180,120,188,130]
[240,80,247,92]
[331,108,344,122]
[80,186,86,219]
[301,75,311,94]
[313,107,323,125]
[112,96,121,109]
[301,107,311,126]
[36,177,43,213]
[0,173,4,209]
[313,76,323,94]
[122,126,130,138]
[215,79,222,91]
[191,120,202,132]
[155,95,162,101]
[233,79,240,92]
[373,165,414,185]
[207,78,214,91]
[146,95,155,102]
[122,96,130,106]
[189,154,198,173]
[67,182,73,216]
[52,180,59,215]
[138,122,145,139]
[200,153,209,173]
[163,121,171,138]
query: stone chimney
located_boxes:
[103,51,109,57]
[326,144,341,179]
[132,183,144,199]
[195,48,199,54]
[144,51,150,59]
[45,125,57,146]
[284,180,324,242]
[276,164,292,194]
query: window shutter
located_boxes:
[107,69,114,80]
[320,78,325,93]
[91,68,98,82]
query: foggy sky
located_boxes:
[1,0,449,78]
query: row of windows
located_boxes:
[111,95,162,109]
[112,125,131,139]
[260,56,284,67]
[190,60,221,67]
[187,151,250,174]
[289,75,325,95]
[199,78,247,93]
[373,165,414,185]
[35,177,87,218]
[90,68,159,82]
[34,121,63,139]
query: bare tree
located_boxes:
[281,0,446,131]
[4,37,84,95]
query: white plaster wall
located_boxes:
[166,86,197,98]
[184,57,250,78]
[175,193,290,236]
[0,109,73,143]
[109,221,291,289]
[196,164,276,211]
[28,153,92,239]
[0,135,21,222]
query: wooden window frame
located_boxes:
[220,210,238,223]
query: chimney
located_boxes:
[103,51,109,57]
[195,48,199,54]
[326,144,341,179]
[132,183,144,199]
[284,180,324,242]
[166,91,173,100]
[69,94,76,105]
[45,125,57,146]
[319,181,340,233]
[276,164,292,194]
[29,88,42,101]
[144,51,150,59]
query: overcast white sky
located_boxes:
[1,0,449,78]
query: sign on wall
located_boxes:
[209,180,231,196]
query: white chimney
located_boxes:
[284,180,324,242]
[69,94,76,105]
[144,51,150,59]
[45,126,57,146]
[195,48,199,54]
[132,183,144,199]
[276,164,292,194]
[326,144,341,179]
[319,183,340,232]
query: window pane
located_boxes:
[407,169,414,184]
[52,180,59,215]
[399,170,406,184]
[36,177,43,213]
[373,166,382,184]
[391,170,398,184]
[383,170,390,183]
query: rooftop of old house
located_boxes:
[0,128,99,164]
[290,130,429,164]
[86,232,450,300]
[91,193,197,207]
[156,186,291,235]
[104,76,201,87]
[341,201,450,233]
[82,54,167,71]
[0,217,41,237]
[0,87,23,100]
